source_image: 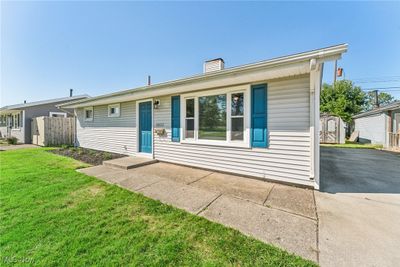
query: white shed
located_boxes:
[353,101,400,148]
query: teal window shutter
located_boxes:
[251,84,268,148]
[171,96,180,142]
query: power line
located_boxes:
[355,79,400,84]
[352,75,400,81]
[361,86,400,90]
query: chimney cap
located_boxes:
[205,58,224,63]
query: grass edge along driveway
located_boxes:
[0,148,316,266]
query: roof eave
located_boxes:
[60,43,348,109]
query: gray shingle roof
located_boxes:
[353,100,400,119]
[0,95,90,111]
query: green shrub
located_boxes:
[6,136,18,145]
[103,152,113,160]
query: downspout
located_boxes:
[309,58,323,190]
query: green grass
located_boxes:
[321,141,383,149]
[0,148,315,266]
[199,128,226,140]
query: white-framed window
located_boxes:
[0,115,6,127]
[230,92,244,141]
[84,107,94,121]
[12,113,21,129]
[108,103,120,117]
[185,98,195,139]
[181,86,250,147]
[49,112,67,118]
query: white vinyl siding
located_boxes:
[153,75,312,186]
[354,113,387,145]
[74,75,312,186]
[76,101,136,155]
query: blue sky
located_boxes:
[1,1,400,106]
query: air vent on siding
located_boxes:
[204,58,224,73]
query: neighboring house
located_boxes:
[0,94,89,143]
[60,44,348,189]
[320,114,346,144]
[353,101,400,148]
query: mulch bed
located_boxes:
[50,147,126,166]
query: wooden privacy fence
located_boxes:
[31,117,75,146]
[388,132,400,151]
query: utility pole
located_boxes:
[333,60,337,85]
[373,89,379,109]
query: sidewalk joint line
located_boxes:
[196,193,222,215]
[187,172,214,185]
[134,179,164,191]
[263,184,275,206]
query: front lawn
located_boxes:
[0,148,315,266]
[321,141,383,149]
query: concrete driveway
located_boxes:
[316,147,400,267]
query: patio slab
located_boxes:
[103,156,157,170]
[117,171,165,191]
[133,162,212,184]
[191,172,274,205]
[265,184,317,219]
[77,165,124,180]
[138,179,220,214]
[200,195,318,262]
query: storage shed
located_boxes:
[319,114,346,144]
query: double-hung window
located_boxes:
[12,113,20,129]
[84,107,94,121]
[230,93,244,141]
[108,103,120,117]
[182,86,249,147]
[185,99,195,138]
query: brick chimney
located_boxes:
[204,58,224,73]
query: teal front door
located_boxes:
[139,101,152,153]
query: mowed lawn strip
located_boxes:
[0,148,316,266]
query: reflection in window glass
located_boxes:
[185,99,195,138]
[231,117,244,140]
[231,93,244,116]
[186,99,194,118]
[231,93,244,141]
[199,95,226,140]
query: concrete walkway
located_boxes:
[0,144,38,151]
[317,147,400,267]
[79,162,318,262]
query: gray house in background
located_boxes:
[353,101,400,148]
[0,94,89,143]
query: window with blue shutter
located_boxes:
[171,96,180,142]
[251,84,268,148]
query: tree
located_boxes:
[320,80,366,123]
[364,91,395,111]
